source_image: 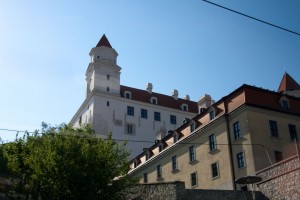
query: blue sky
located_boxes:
[0,0,299,142]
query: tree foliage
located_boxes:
[2,123,136,199]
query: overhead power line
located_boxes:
[202,0,300,36]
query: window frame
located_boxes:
[189,146,196,162]
[127,106,134,116]
[269,120,279,137]
[209,134,217,152]
[233,121,241,140]
[236,152,246,168]
[127,124,134,135]
[211,162,219,179]
[170,115,177,125]
[157,164,162,179]
[141,109,148,119]
[172,156,178,171]
[154,111,161,121]
[191,172,198,187]
[289,124,298,141]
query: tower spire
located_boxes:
[96,34,112,48]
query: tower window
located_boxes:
[107,101,110,107]
[236,152,245,168]
[106,87,110,92]
[107,75,110,80]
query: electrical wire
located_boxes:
[202,0,300,36]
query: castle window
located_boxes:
[191,172,197,187]
[209,134,217,152]
[189,146,196,162]
[236,152,245,168]
[157,164,162,179]
[141,109,148,119]
[107,74,110,80]
[209,110,215,120]
[125,91,131,99]
[181,104,188,111]
[211,162,219,178]
[170,115,177,124]
[127,106,134,116]
[233,121,241,140]
[151,97,158,105]
[107,101,110,107]
[269,120,279,137]
[274,151,283,162]
[289,124,298,141]
[143,173,148,183]
[126,124,134,134]
[172,156,178,171]
[106,87,110,92]
[154,112,161,121]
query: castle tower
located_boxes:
[85,34,121,97]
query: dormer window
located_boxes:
[181,104,188,111]
[124,91,132,99]
[279,96,290,110]
[190,122,196,133]
[151,97,158,105]
[208,107,216,120]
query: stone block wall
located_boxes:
[256,155,300,200]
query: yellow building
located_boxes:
[128,72,300,190]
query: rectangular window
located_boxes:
[209,134,217,151]
[127,106,134,116]
[191,172,197,187]
[125,92,131,99]
[170,115,177,124]
[189,146,196,162]
[236,152,245,168]
[190,123,195,132]
[157,165,162,179]
[269,120,279,137]
[127,124,134,134]
[289,124,298,141]
[143,173,148,183]
[274,151,283,162]
[282,100,289,110]
[141,109,148,119]
[233,121,241,140]
[173,134,178,143]
[106,101,110,107]
[172,156,178,171]
[209,110,215,120]
[211,162,219,178]
[107,74,110,80]
[154,112,161,121]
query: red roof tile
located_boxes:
[277,72,300,92]
[120,85,198,113]
[96,34,112,48]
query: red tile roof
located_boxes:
[96,34,112,48]
[277,72,300,92]
[120,85,198,113]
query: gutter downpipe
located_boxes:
[224,101,237,191]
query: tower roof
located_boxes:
[96,34,112,48]
[277,72,300,92]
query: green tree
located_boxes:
[2,123,136,199]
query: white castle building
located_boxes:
[70,35,213,157]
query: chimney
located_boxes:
[198,94,213,113]
[172,89,178,100]
[146,83,153,93]
[184,95,190,101]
